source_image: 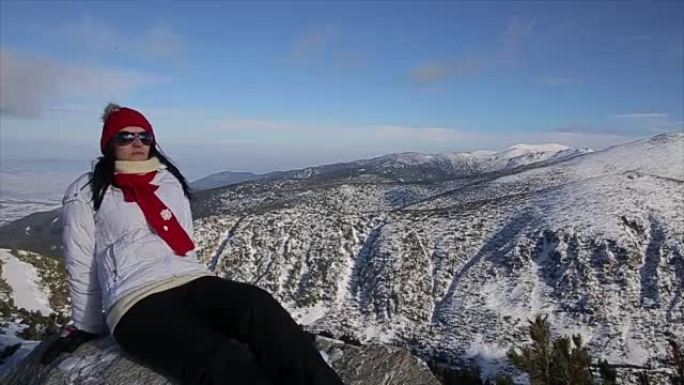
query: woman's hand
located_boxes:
[40,325,99,365]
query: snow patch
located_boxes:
[0,249,52,315]
[464,334,509,379]
[362,323,395,343]
[295,303,329,326]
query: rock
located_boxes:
[1,335,172,385]
[1,335,441,385]
[316,336,441,385]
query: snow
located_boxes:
[482,279,540,324]
[0,159,87,226]
[318,349,331,366]
[600,321,651,366]
[0,249,52,315]
[295,303,330,326]
[358,141,589,176]
[463,334,509,379]
[0,198,62,227]
[189,133,682,384]
[3,132,669,384]
[57,343,119,382]
[499,143,570,158]
[0,322,40,376]
[362,323,396,344]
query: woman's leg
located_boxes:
[185,276,344,385]
[113,282,273,385]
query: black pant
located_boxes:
[113,276,344,385]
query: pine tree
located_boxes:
[508,314,553,385]
[669,339,684,385]
[597,359,617,385]
[549,335,593,385]
[507,314,595,385]
[637,372,651,385]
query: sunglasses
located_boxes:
[115,131,154,146]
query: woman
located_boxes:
[40,104,344,385]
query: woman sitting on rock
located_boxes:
[41,103,344,385]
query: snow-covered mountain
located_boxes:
[254,142,592,185]
[190,133,682,381]
[362,143,589,175]
[189,170,259,191]
[0,134,680,382]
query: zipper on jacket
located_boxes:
[107,248,118,284]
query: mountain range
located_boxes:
[0,133,681,383]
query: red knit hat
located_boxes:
[100,105,155,155]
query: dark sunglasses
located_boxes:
[115,131,154,146]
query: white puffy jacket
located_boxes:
[61,166,210,334]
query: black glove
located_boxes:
[40,325,98,365]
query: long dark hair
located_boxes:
[89,145,193,211]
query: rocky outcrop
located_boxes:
[317,337,441,385]
[1,335,440,385]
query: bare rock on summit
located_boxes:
[317,336,442,385]
[1,336,172,385]
[1,335,441,385]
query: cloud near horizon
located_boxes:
[372,125,466,142]
[0,115,655,179]
[610,112,682,133]
[0,49,169,118]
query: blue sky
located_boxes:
[1,1,682,180]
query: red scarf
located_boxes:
[113,171,195,256]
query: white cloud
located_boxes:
[140,25,187,60]
[410,56,483,86]
[613,113,668,119]
[409,16,534,87]
[529,131,639,150]
[610,113,681,133]
[0,49,168,118]
[291,26,335,63]
[0,50,60,118]
[217,118,296,132]
[290,26,370,70]
[2,111,655,179]
[411,61,449,85]
[157,126,649,177]
[497,17,536,65]
[373,125,465,142]
[56,15,187,62]
[534,76,576,86]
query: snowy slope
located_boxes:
[362,142,589,173]
[0,134,679,383]
[0,249,52,316]
[0,248,68,376]
[190,133,682,382]
[250,142,592,185]
[189,171,258,191]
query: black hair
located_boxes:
[89,144,193,211]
